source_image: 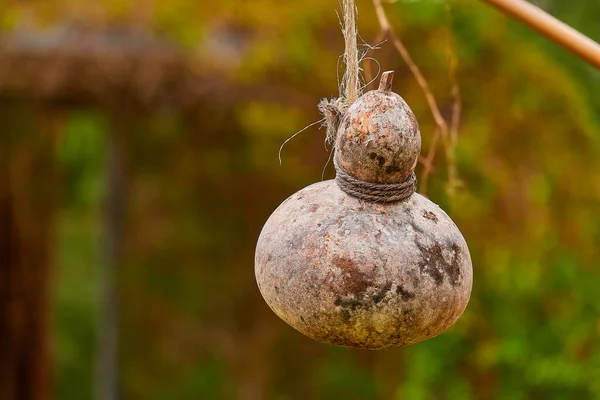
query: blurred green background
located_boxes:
[1,0,600,399]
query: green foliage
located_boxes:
[312,348,380,399]
[54,111,107,399]
[152,357,232,400]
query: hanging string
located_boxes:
[343,0,360,105]
[318,0,362,145]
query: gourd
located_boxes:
[255,72,472,350]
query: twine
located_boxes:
[334,156,416,203]
[319,0,362,145]
[343,0,360,105]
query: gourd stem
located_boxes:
[378,71,394,92]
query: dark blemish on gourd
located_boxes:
[446,243,462,286]
[334,280,393,324]
[422,210,438,223]
[372,281,393,304]
[384,164,401,174]
[340,309,351,322]
[410,273,420,287]
[309,204,319,212]
[396,285,415,301]
[335,296,363,310]
[415,240,462,286]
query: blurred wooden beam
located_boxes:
[484,0,600,69]
[0,27,316,110]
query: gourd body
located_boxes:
[255,181,472,349]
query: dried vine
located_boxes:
[371,0,461,195]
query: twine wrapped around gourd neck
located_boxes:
[334,156,417,203]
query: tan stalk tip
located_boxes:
[378,71,395,92]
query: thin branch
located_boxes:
[372,0,453,195]
[373,0,449,135]
[419,128,441,194]
[447,82,461,195]
[444,0,462,195]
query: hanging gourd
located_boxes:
[255,71,472,350]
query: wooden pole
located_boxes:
[484,0,600,69]
[95,116,125,400]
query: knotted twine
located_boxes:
[320,0,417,203]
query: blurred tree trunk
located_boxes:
[0,101,58,400]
